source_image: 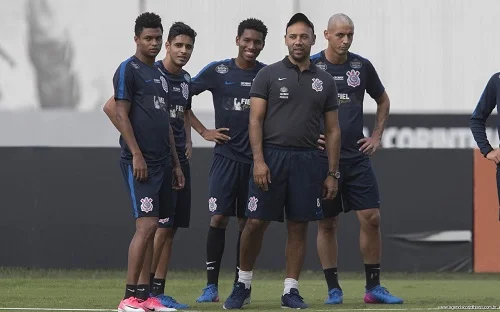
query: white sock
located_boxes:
[283,278,298,295]
[237,269,253,289]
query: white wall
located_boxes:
[163,0,500,114]
[0,0,498,146]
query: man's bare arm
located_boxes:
[189,110,230,143]
[184,110,192,145]
[115,100,142,156]
[103,95,119,129]
[249,97,268,163]
[169,125,181,169]
[371,91,390,140]
[324,110,341,172]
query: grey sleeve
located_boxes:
[249,66,270,100]
[324,77,339,112]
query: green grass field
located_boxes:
[0,268,499,311]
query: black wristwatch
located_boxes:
[328,171,340,179]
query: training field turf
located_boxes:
[1,268,499,311]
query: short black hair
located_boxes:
[237,18,268,41]
[134,12,163,37]
[286,13,314,34]
[167,22,197,43]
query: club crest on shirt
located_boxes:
[312,78,323,92]
[180,82,189,100]
[346,69,361,87]
[160,76,169,93]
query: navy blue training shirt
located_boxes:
[470,72,500,157]
[113,55,171,166]
[311,51,385,163]
[191,58,266,164]
[156,60,192,164]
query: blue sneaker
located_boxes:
[364,285,403,304]
[281,288,308,309]
[223,282,251,309]
[156,294,189,309]
[324,288,343,304]
[196,284,219,303]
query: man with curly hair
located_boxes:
[109,12,183,312]
[189,18,268,303]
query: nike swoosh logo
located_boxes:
[224,81,236,85]
[206,261,216,265]
[145,79,152,83]
[278,78,287,80]
[137,288,145,291]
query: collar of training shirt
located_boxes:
[281,56,317,72]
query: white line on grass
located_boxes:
[0,309,116,312]
[0,309,203,312]
[313,309,439,311]
[1,308,498,312]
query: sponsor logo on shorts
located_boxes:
[208,197,217,212]
[140,197,153,213]
[248,196,258,212]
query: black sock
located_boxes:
[136,284,150,301]
[234,231,242,285]
[124,284,137,299]
[151,278,166,297]
[323,267,341,291]
[149,273,155,290]
[365,263,381,290]
[206,226,226,286]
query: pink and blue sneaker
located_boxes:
[118,297,145,312]
[364,285,403,304]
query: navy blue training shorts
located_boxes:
[158,161,191,228]
[246,145,325,222]
[120,161,174,219]
[322,157,380,218]
[207,154,251,218]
